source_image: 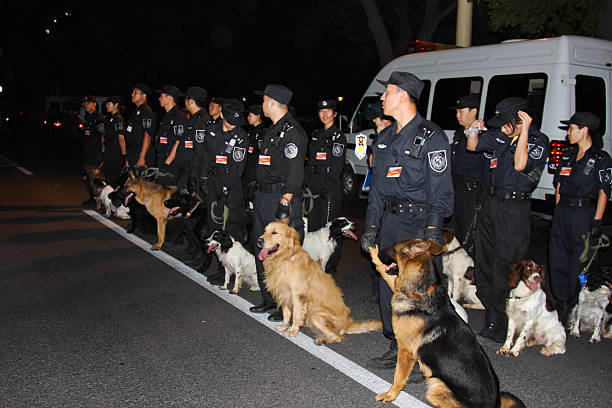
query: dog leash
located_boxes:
[302,187,319,216]
[210,200,229,230]
[578,233,610,285]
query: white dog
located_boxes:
[205,230,259,294]
[95,183,130,219]
[568,265,612,343]
[302,217,357,270]
[440,229,483,309]
[498,260,566,357]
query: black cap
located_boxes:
[133,83,151,96]
[83,95,97,103]
[222,99,246,126]
[106,95,121,104]
[376,71,424,100]
[316,99,338,111]
[247,104,263,116]
[455,95,480,110]
[255,84,293,105]
[364,100,384,120]
[156,85,184,100]
[185,87,208,104]
[560,112,600,134]
[210,96,224,105]
[486,97,528,128]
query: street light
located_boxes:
[338,96,343,102]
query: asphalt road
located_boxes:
[1,137,611,408]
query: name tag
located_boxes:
[560,167,572,176]
[259,155,271,166]
[490,158,497,169]
[126,125,132,132]
[387,166,402,178]
[316,152,327,160]
[160,137,168,144]
[184,140,193,148]
[248,146,254,153]
[216,155,227,164]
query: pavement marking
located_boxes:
[84,209,430,408]
[0,153,34,176]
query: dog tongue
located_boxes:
[206,245,215,254]
[344,230,358,240]
[124,193,134,207]
[527,281,539,291]
[258,247,269,261]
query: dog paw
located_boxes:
[285,327,299,337]
[151,244,162,251]
[497,347,509,355]
[229,289,238,294]
[540,346,565,356]
[570,330,580,338]
[275,324,289,332]
[219,285,227,290]
[249,286,260,291]
[589,336,601,344]
[376,391,398,402]
[509,349,520,357]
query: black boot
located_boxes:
[368,339,398,370]
[207,263,225,286]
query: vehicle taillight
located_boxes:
[547,140,569,174]
[53,121,62,127]
[78,123,84,129]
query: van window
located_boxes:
[431,77,483,129]
[351,96,382,133]
[575,75,606,136]
[418,80,431,118]
[484,73,547,129]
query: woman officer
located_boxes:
[548,112,612,325]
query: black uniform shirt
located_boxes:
[81,110,105,147]
[305,124,346,184]
[208,122,248,180]
[476,128,549,193]
[245,123,266,181]
[103,112,125,153]
[554,144,612,199]
[154,106,187,157]
[191,111,213,177]
[451,128,488,183]
[256,112,307,195]
[365,112,453,229]
[125,103,157,149]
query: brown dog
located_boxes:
[124,171,179,250]
[257,221,382,344]
[369,240,524,407]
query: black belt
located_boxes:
[489,186,531,201]
[255,182,285,193]
[453,180,481,193]
[384,201,429,214]
[307,166,330,175]
[559,197,596,207]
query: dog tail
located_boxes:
[345,319,383,334]
[500,391,526,408]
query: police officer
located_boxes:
[102,95,126,187]
[80,95,105,206]
[449,95,487,257]
[208,97,224,121]
[548,112,612,324]
[304,99,347,274]
[243,104,266,208]
[466,97,549,343]
[364,100,393,168]
[360,72,453,369]
[186,87,211,199]
[125,83,157,169]
[206,99,249,242]
[249,84,307,322]
[154,85,188,185]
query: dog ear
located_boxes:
[508,262,524,288]
[440,228,454,245]
[405,241,430,258]
[428,242,444,256]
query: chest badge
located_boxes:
[332,143,344,157]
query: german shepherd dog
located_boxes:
[124,171,179,250]
[369,240,524,407]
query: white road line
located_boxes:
[83,209,430,408]
[0,153,34,176]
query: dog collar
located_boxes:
[185,200,202,219]
[406,285,436,299]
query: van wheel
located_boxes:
[341,165,357,201]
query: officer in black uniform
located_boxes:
[360,72,453,369]
[208,97,224,121]
[248,84,307,322]
[548,112,612,324]
[304,99,347,275]
[186,87,211,199]
[154,85,188,186]
[80,95,105,206]
[243,104,266,209]
[449,95,488,257]
[102,95,126,187]
[466,97,549,343]
[206,99,249,242]
[364,100,393,168]
[125,83,157,169]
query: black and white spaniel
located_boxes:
[205,230,259,294]
[302,217,357,270]
[498,260,566,357]
[568,265,612,343]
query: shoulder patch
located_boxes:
[529,144,544,160]
[284,142,298,159]
[332,143,344,157]
[428,150,447,173]
[599,168,612,184]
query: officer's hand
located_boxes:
[136,159,145,167]
[121,155,128,168]
[590,219,603,238]
[274,201,291,224]
[517,111,532,129]
[159,163,170,173]
[361,225,378,253]
[424,227,444,247]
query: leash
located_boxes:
[578,233,610,285]
[460,203,481,253]
[302,186,319,216]
[210,200,229,231]
[185,199,202,219]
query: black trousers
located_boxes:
[103,150,122,187]
[548,205,596,314]
[474,197,530,329]
[451,188,480,258]
[207,178,246,242]
[377,210,428,339]
[252,191,304,305]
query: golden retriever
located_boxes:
[257,221,382,344]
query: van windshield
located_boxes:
[575,75,606,137]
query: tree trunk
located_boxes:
[417,0,457,41]
[361,0,394,67]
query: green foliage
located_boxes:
[480,0,603,38]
